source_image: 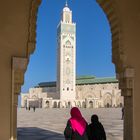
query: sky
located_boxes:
[21,0,115,93]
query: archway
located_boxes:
[104,93,112,108]
[106,103,110,108]
[28,95,39,108]
[15,0,128,140]
[89,101,94,108]
[68,101,71,108]
[53,101,57,108]
[46,101,49,108]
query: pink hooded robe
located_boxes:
[69,107,87,136]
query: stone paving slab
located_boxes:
[17,108,123,140]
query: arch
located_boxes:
[68,101,71,108]
[89,101,93,108]
[66,40,71,45]
[103,92,112,108]
[103,92,112,99]
[14,0,128,140]
[87,95,93,99]
[53,101,57,108]
[106,103,110,108]
[29,100,39,108]
[32,95,38,100]
[46,101,49,108]
[104,97,112,108]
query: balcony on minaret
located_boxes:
[61,4,72,23]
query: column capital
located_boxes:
[12,57,28,94]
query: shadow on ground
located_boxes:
[17,127,65,140]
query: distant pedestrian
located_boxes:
[122,107,124,120]
[28,106,30,111]
[33,106,36,112]
[64,107,88,140]
[88,114,106,140]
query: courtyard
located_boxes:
[17,108,123,140]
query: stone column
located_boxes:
[100,91,104,107]
[118,68,134,140]
[112,90,117,107]
[11,57,28,140]
[94,100,96,108]
[20,95,24,107]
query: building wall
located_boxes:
[21,82,123,108]
[76,83,122,107]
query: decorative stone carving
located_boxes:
[27,0,42,56]
[12,0,42,101]
[96,0,125,72]
[12,57,28,94]
[118,68,135,97]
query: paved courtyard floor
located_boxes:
[17,108,123,140]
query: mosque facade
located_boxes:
[21,3,123,109]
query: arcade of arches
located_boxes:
[0,0,140,140]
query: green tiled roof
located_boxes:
[76,77,118,85]
[38,82,56,87]
[38,75,118,87]
[76,75,96,80]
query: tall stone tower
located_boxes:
[57,2,76,100]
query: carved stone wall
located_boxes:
[21,82,123,109]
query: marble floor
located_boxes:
[17,108,123,140]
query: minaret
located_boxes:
[57,2,76,100]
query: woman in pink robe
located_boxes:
[64,107,89,140]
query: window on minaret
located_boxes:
[66,40,71,45]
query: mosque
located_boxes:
[21,2,123,109]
